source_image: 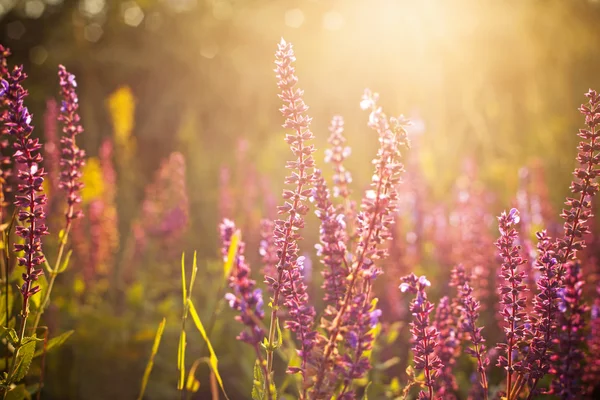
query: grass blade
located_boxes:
[223,231,240,280]
[137,318,166,400]
[188,300,229,400]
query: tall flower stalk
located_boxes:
[32,65,85,331]
[457,281,489,399]
[3,65,49,341]
[550,262,588,399]
[312,90,408,397]
[399,274,442,400]
[511,231,560,399]
[264,39,316,391]
[325,115,355,242]
[556,89,600,265]
[495,208,527,400]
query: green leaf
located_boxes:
[181,252,186,307]
[187,300,230,400]
[0,327,19,346]
[4,384,31,400]
[56,250,73,274]
[137,318,166,400]
[10,336,37,383]
[177,330,186,391]
[34,330,74,357]
[223,231,240,279]
[251,360,265,400]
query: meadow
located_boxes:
[0,1,600,399]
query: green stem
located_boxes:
[31,222,72,333]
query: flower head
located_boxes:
[57,65,85,223]
[3,65,48,303]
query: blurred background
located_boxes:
[1,0,600,399]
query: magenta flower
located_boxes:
[57,65,85,223]
[3,65,49,332]
[495,208,527,398]
[264,38,317,396]
[220,219,265,348]
[400,273,442,400]
[311,169,348,307]
[550,262,588,399]
[432,296,458,400]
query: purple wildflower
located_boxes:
[432,296,459,400]
[550,262,588,399]
[324,115,355,237]
[583,284,600,396]
[495,208,527,398]
[312,90,409,397]
[264,38,317,396]
[399,274,442,400]
[57,65,85,224]
[557,89,600,264]
[457,282,489,399]
[220,219,265,347]
[512,230,560,398]
[335,293,380,399]
[0,45,12,230]
[4,65,49,334]
[311,168,348,307]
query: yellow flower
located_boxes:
[81,157,104,204]
[107,86,135,148]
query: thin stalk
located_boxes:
[266,132,307,375]
[31,223,72,333]
[3,239,8,374]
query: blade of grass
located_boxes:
[137,318,166,400]
[188,300,230,400]
[223,231,239,279]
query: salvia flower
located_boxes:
[312,91,409,397]
[550,262,588,399]
[557,89,600,264]
[0,45,12,230]
[57,65,85,223]
[311,168,348,307]
[220,219,266,348]
[264,38,317,394]
[457,282,489,399]
[324,115,355,236]
[4,65,49,323]
[432,296,459,400]
[335,294,381,399]
[495,208,527,397]
[399,274,442,400]
[583,284,600,396]
[516,230,560,396]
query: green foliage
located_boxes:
[251,360,277,400]
[9,336,38,383]
[33,330,74,357]
[187,300,229,400]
